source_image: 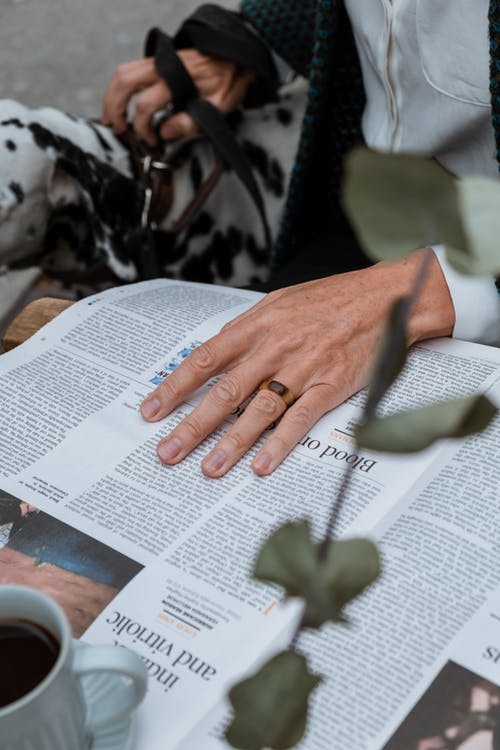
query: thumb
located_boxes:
[160,112,199,140]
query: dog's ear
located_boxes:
[45,157,141,280]
[0,149,54,266]
[47,163,82,209]
[0,186,18,221]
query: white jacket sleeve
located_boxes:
[433,245,500,346]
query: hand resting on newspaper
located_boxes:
[101,49,455,477]
[140,250,455,477]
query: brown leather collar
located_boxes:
[117,127,224,233]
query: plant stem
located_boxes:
[291,249,434,644]
[320,249,433,557]
[289,603,307,651]
[318,462,353,561]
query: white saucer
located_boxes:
[81,673,135,750]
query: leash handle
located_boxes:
[144,27,272,254]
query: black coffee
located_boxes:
[0,618,60,708]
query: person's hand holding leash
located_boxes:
[102,51,254,146]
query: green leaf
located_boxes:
[226,651,321,750]
[365,297,410,418]
[356,394,497,453]
[450,177,500,275]
[342,147,466,263]
[342,148,500,275]
[254,522,380,627]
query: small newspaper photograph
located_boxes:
[383,661,500,750]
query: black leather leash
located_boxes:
[144,25,273,259]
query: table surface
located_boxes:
[1,298,73,352]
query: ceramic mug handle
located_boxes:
[72,643,148,732]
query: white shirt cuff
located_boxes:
[432,244,500,346]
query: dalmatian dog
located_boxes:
[0,78,306,289]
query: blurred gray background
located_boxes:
[0,0,233,117]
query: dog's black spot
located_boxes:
[9,181,24,204]
[179,224,246,283]
[26,224,36,238]
[180,253,215,284]
[242,140,285,198]
[28,122,58,150]
[88,121,113,152]
[5,139,16,151]
[190,155,203,192]
[276,107,292,126]
[184,211,215,239]
[43,203,102,271]
[245,233,268,266]
[1,118,24,128]
[216,226,243,279]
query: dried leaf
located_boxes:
[451,178,500,275]
[254,522,380,627]
[343,147,500,275]
[356,394,497,453]
[226,651,321,750]
[342,148,466,262]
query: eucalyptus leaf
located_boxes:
[450,177,500,275]
[356,394,497,453]
[365,297,410,418]
[343,147,500,276]
[254,522,380,627]
[226,651,321,750]
[342,147,466,262]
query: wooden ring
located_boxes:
[258,379,295,408]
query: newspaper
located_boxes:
[0,278,499,750]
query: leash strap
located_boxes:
[145,28,272,253]
[145,28,198,112]
[173,4,279,107]
[186,99,272,251]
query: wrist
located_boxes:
[376,248,455,345]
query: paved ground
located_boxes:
[0,0,232,117]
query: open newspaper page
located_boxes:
[175,368,500,750]
[0,279,499,748]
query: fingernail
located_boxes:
[158,436,183,462]
[253,452,272,474]
[202,450,227,475]
[141,397,161,419]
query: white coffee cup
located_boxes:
[0,585,148,750]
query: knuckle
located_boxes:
[211,376,241,407]
[253,391,283,417]
[223,431,246,454]
[286,404,313,429]
[266,289,280,302]
[115,65,129,85]
[280,326,306,352]
[159,377,181,403]
[187,342,217,373]
[135,96,151,115]
[267,432,290,454]
[181,415,205,442]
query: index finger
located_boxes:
[102,58,160,133]
[140,326,251,421]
